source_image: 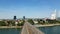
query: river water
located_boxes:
[0,26,60,34]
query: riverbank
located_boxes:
[0,24,60,28]
[0,26,22,28]
[34,24,60,27]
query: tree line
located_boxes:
[0,19,60,26]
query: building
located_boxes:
[51,9,57,20]
[33,21,38,24]
[14,16,17,20]
[23,16,25,19]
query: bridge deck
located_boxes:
[21,22,44,34]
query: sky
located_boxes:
[0,0,60,19]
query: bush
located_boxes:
[17,22,24,26]
[27,19,34,25]
[17,20,25,26]
[0,21,6,26]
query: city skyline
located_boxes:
[0,0,60,19]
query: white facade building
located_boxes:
[33,19,38,24]
[51,9,56,20]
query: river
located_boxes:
[0,26,60,34]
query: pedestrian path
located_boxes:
[21,22,44,34]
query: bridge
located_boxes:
[21,22,44,34]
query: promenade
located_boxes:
[0,26,22,28]
[34,24,60,27]
[0,24,60,28]
[0,23,60,28]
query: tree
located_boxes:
[37,19,40,24]
[46,19,56,24]
[17,20,25,26]
[0,21,6,26]
[11,20,15,26]
[27,19,34,25]
[37,19,45,24]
